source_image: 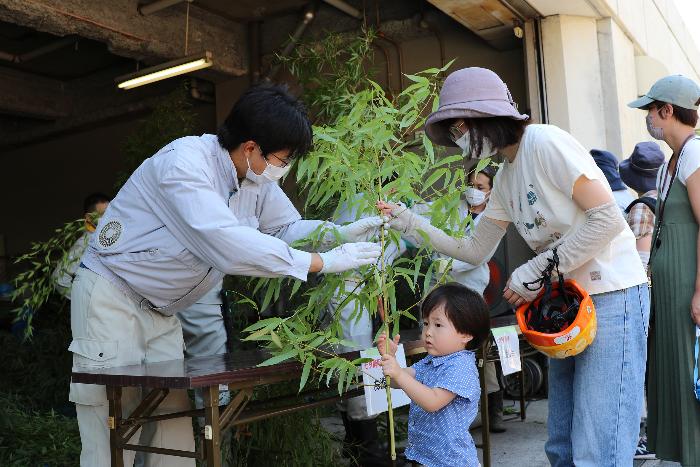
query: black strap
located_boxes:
[522,249,579,334]
[624,196,656,215]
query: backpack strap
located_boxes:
[625,196,656,215]
[694,326,700,398]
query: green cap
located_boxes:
[628,74,700,110]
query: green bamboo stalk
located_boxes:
[378,195,396,461]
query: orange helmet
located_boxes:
[516,250,597,359]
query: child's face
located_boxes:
[422,305,473,357]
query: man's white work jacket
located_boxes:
[83,134,321,316]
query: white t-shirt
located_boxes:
[483,124,647,295]
[656,137,700,200]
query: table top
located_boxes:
[71,314,519,390]
[71,338,426,389]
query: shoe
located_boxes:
[634,436,656,460]
[488,390,506,433]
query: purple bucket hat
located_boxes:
[425,67,529,147]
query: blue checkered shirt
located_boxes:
[405,350,480,467]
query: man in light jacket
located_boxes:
[69,84,382,467]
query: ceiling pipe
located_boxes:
[376,32,404,92]
[420,16,445,69]
[371,41,393,98]
[138,0,191,16]
[248,21,262,84]
[265,5,316,80]
[322,0,362,20]
[0,36,78,63]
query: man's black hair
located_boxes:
[421,282,491,351]
[217,83,313,159]
[83,192,110,214]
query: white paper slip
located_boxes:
[360,344,411,416]
[491,325,521,376]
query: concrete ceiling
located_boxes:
[427,0,539,50]
[194,0,310,21]
[0,20,132,81]
[0,0,522,148]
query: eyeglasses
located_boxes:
[266,152,292,168]
[257,145,292,167]
[449,120,467,142]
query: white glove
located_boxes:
[337,216,386,242]
[319,242,381,274]
[383,202,414,234]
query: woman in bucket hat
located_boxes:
[629,74,700,467]
[379,67,649,466]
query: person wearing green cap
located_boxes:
[629,73,700,466]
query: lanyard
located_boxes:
[694,326,700,400]
[655,135,698,248]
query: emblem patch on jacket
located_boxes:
[99,220,122,248]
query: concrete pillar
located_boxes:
[540,15,606,150]
[597,17,647,159]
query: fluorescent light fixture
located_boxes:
[116,51,213,90]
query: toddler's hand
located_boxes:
[380,354,403,380]
[377,333,400,357]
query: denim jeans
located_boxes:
[545,284,650,467]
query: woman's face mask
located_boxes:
[465,187,489,206]
[453,130,497,160]
[646,107,665,141]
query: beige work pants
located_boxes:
[69,268,194,467]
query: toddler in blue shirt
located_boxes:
[378,282,491,467]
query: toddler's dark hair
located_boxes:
[421,282,490,351]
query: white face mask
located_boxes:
[454,132,497,159]
[465,187,489,206]
[245,153,292,184]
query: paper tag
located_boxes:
[360,344,411,416]
[491,326,521,376]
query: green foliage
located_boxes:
[242,60,473,396]
[0,326,73,410]
[0,318,78,466]
[279,29,376,125]
[114,85,197,189]
[10,218,86,338]
[231,383,339,466]
[0,393,80,467]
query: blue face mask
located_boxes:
[695,326,700,402]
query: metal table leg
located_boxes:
[519,355,526,421]
[107,385,124,467]
[202,385,222,467]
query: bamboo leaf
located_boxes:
[299,357,313,392]
[270,331,283,348]
[258,350,297,367]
